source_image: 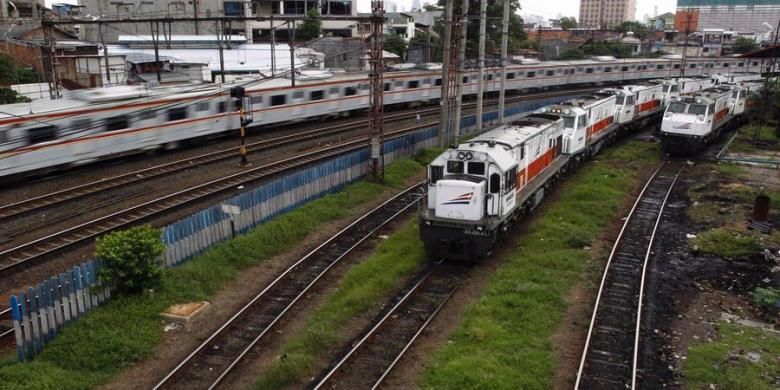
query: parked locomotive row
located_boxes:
[153,182,425,390]
[418,75,761,260]
[0,55,769,179]
[313,263,466,390]
[574,161,682,389]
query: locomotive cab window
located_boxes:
[447,160,464,174]
[489,173,500,194]
[467,162,485,175]
[105,115,129,132]
[578,115,587,129]
[430,165,443,183]
[271,95,286,106]
[27,125,58,145]
[167,107,188,121]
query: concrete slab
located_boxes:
[161,301,211,324]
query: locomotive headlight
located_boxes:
[476,226,484,231]
[465,152,473,161]
[457,151,466,160]
[478,153,487,162]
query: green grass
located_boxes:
[0,154,431,390]
[683,322,780,390]
[253,221,426,389]
[419,139,661,389]
[692,228,763,260]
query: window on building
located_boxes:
[167,107,188,121]
[328,0,351,15]
[271,95,287,106]
[224,1,244,16]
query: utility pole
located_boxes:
[438,0,454,147]
[452,0,469,143]
[42,23,60,99]
[681,13,691,78]
[151,21,162,83]
[498,0,510,123]
[270,15,276,76]
[289,20,296,87]
[368,0,385,180]
[476,0,486,131]
[98,23,111,84]
[216,20,225,83]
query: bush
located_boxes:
[95,225,164,294]
[0,88,31,104]
[751,287,780,309]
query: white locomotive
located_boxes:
[0,56,769,180]
[419,81,668,261]
[660,81,761,155]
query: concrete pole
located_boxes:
[476,0,486,131]
[1,0,8,19]
[498,0,510,123]
[438,0,454,147]
[452,0,469,143]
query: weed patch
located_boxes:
[253,221,426,389]
[420,140,660,389]
[692,228,762,260]
[683,322,780,390]
[0,155,429,390]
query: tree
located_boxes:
[96,225,164,294]
[733,36,758,54]
[384,34,407,59]
[437,0,526,57]
[559,17,577,30]
[0,88,31,104]
[557,48,586,60]
[616,21,649,41]
[296,8,322,42]
[0,54,37,85]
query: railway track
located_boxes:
[313,263,465,390]
[574,160,682,390]
[0,124,428,276]
[0,88,596,226]
[152,182,425,389]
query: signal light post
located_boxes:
[231,86,252,166]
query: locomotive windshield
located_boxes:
[668,102,686,113]
[688,104,708,115]
[615,95,625,104]
[447,160,464,174]
[563,116,576,128]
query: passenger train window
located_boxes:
[394,80,403,87]
[196,101,210,111]
[271,95,286,106]
[72,118,91,134]
[506,73,515,79]
[423,78,431,85]
[621,66,629,71]
[251,95,263,105]
[690,64,697,68]
[738,62,744,67]
[723,63,730,67]
[527,71,536,78]
[752,62,759,66]
[546,70,554,76]
[104,115,129,132]
[0,130,6,144]
[408,80,419,88]
[604,67,612,73]
[384,83,391,91]
[585,68,594,74]
[430,165,443,183]
[467,162,485,175]
[657,65,664,69]
[27,125,57,145]
[673,64,681,69]
[344,87,357,96]
[447,160,464,174]
[435,78,442,86]
[329,87,339,96]
[292,91,304,99]
[218,101,228,112]
[167,107,188,121]
[462,76,468,83]
[489,173,500,194]
[310,90,324,100]
[487,74,493,81]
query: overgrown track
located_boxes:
[0,125,426,277]
[313,263,466,390]
[575,160,682,389]
[152,182,426,390]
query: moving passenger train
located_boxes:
[0,55,771,179]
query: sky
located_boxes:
[46,0,678,23]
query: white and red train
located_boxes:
[419,81,668,260]
[0,56,770,180]
[660,81,763,155]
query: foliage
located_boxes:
[750,287,780,309]
[733,36,758,54]
[616,21,649,40]
[421,140,660,388]
[0,155,428,389]
[436,0,525,57]
[0,54,37,85]
[253,222,426,389]
[691,228,761,260]
[0,88,31,104]
[559,16,577,30]
[95,225,164,294]
[583,41,636,58]
[683,322,780,390]
[383,34,407,59]
[557,48,586,60]
[296,8,322,42]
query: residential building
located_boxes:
[649,12,676,31]
[78,0,357,44]
[675,0,780,35]
[579,0,637,29]
[1,0,45,18]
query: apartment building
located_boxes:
[579,0,637,29]
[676,0,780,35]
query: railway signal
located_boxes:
[231,86,253,166]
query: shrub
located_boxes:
[751,287,780,309]
[95,225,164,294]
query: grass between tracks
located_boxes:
[252,220,426,389]
[420,139,661,389]
[683,321,780,390]
[0,151,438,390]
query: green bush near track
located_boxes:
[0,151,436,390]
[420,139,660,389]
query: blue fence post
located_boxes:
[28,287,41,355]
[73,267,85,315]
[60,273,72,324]
[50,276,63,331]
[35,284,50,345]
[19,292,33,359]
[9,295,24,362]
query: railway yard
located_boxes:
[1,54,779,390]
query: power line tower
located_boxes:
[438,0,466,147]
[42,22,61,99]
[368,0,385,180]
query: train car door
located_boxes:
[487,165,501,216]
[421,78,431,98]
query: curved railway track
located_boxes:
[152,182,425,389]
[313,263,466,390]
[574,160,682,390]
[0,88,597,225]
